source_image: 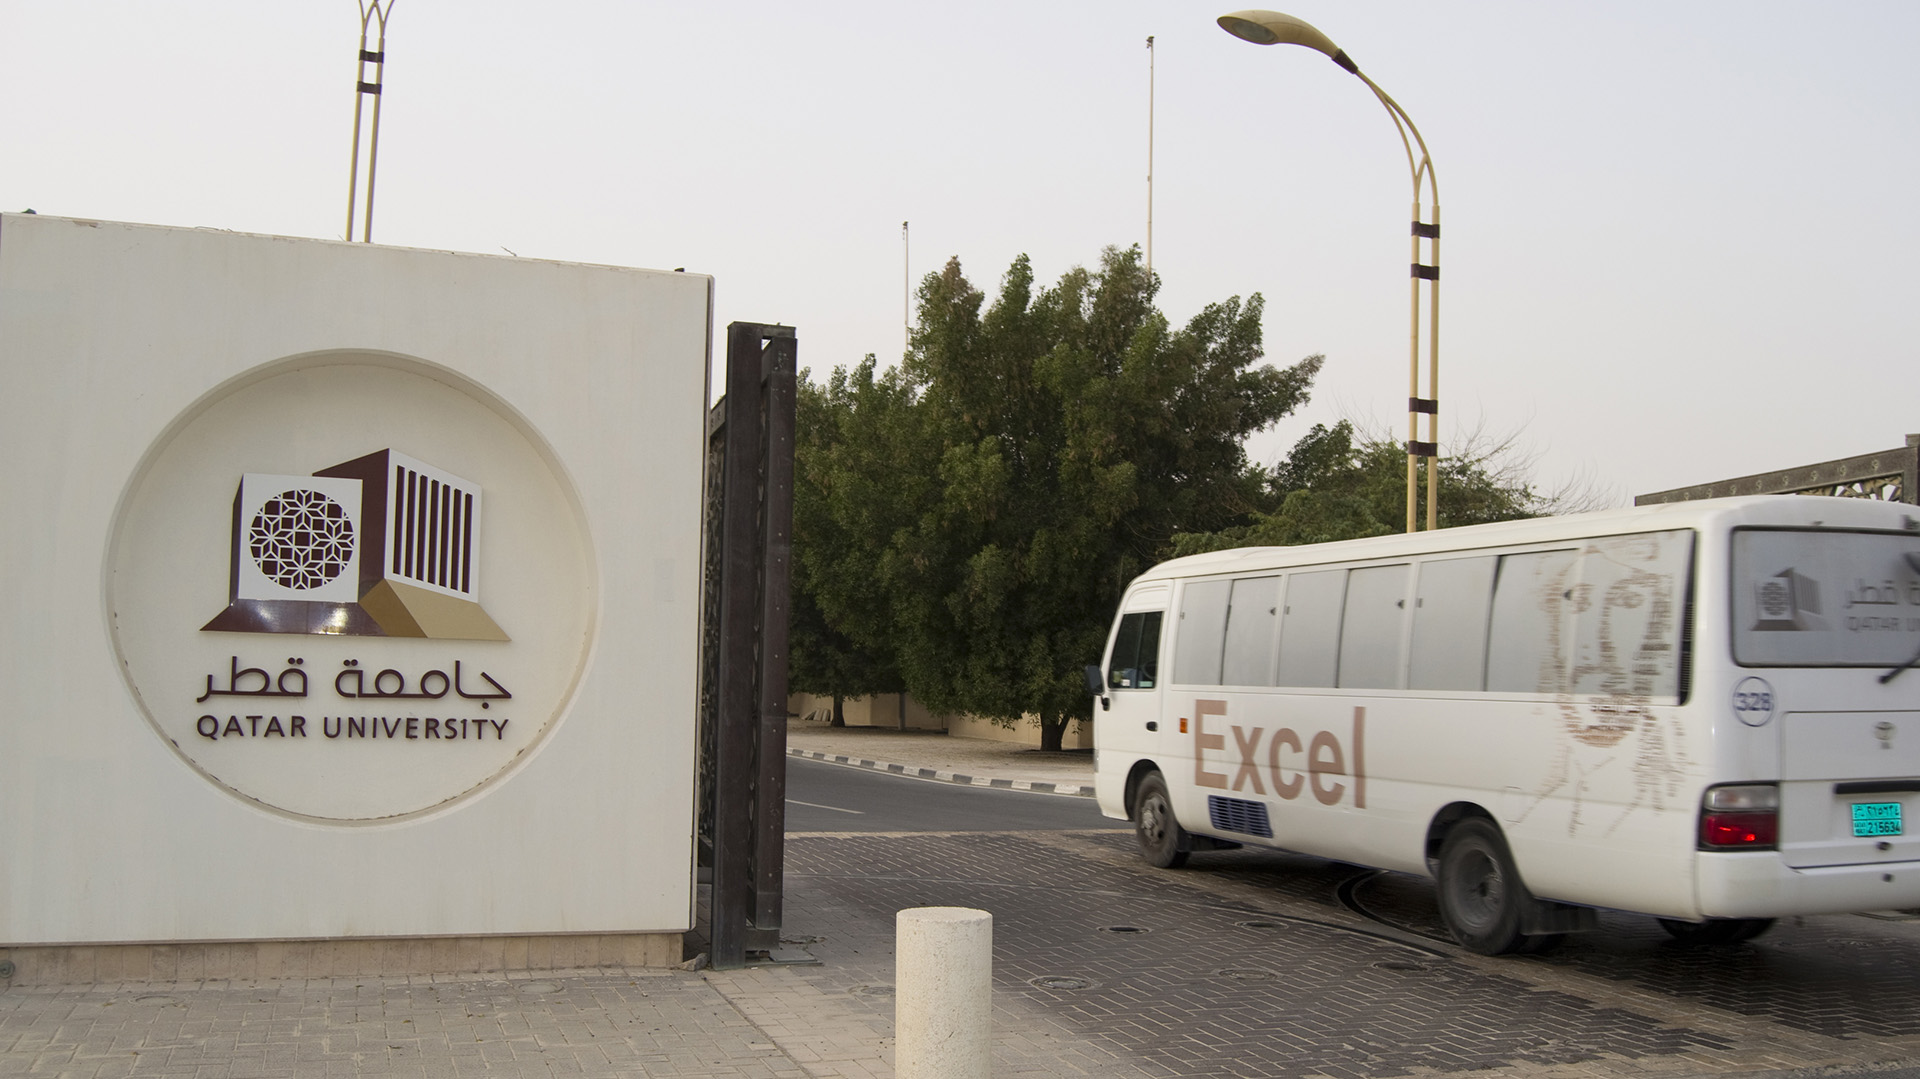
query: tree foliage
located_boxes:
[789,357,925,717]
[790,246,1320,748]
[1169,419,1601,557]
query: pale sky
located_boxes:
[8,1,1918,504]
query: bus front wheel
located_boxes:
[1436,818,1530,955]
[1133,772,1190,869]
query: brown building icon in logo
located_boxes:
[202,449,508,640]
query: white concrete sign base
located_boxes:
[0,214,711,959]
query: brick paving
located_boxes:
[7,732,1920,1077]
[0,971,805,1078]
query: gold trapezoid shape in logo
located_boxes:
[360,577,510,641]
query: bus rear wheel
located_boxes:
[1133,771,1189,869]
[1657,917,1775,945]
[1436,818,1530,955]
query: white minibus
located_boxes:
[1088,496,1920,954]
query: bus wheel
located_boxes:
[1657,917,1775,945]
[1133,772,1190,869]
[1436,818,1528,955]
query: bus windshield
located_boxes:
[1731,528,1920,667]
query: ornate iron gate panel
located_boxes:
[1636,435,1919,507]
[696,322,796,969]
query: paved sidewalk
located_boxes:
[784,719,1095,796]
[0,728,1090,1079]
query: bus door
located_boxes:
[1100,585,1171,775]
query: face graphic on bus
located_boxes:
[1551,534,1685,750]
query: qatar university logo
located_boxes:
[203,448,507,640]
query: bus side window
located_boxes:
[1566,531,1692,703]
[1408,556,1496,691]
[1222,575,1282,686]
[1108,611,1164,690]
[1277,569,1346,688]
[1486,549,1579,693]
[1173,579,1231,685]
[1338,564,1411,689]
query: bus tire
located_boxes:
[1133,771,1190,869]
[1656,917,1775,945]
[1436,818,1529,955]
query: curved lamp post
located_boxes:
[1219,10,1441,532]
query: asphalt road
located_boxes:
[783,755,1123,833]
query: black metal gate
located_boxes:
[695,322,796,969]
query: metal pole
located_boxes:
[753,332,797,938]
[903,221,910,357]
[1356,74,1439,532]
[1426,204,1441,532]
[345,2,393,243]
[1215,15,1442,531]
[1406,201,1421,534]
[1146,35,1155,278]
[345,12,369,239]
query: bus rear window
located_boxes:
[1732,529,1920,667]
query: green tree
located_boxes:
[849,245,1319,749]
[1169,419,1597,556]
[788,357,928,721]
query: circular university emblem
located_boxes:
[107,352,596,823]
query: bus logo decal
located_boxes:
[1753,568,1824,632]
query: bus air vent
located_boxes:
[1208,795,1273,839]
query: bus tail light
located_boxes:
[1699,783,1778,850]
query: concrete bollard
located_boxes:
[895,906,992,1079]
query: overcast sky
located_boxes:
[8,1,1918,504]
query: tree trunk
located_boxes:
[830,694,845,727]
[1038,714,1065,752]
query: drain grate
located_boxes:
[1030,975,1094,990]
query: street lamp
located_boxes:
[1218,10,1441,533]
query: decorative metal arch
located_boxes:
[1635,435,1919,507]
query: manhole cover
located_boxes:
[1030,975,1094,990]
[517,981,561,995]
[851,984,895,997]
[1216,968,1277,981]
[1099,925,1150,934]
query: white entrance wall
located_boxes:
[0,214,710,953]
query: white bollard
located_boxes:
[895,906,993,1079]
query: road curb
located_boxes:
[786,748,1095,798]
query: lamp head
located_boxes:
[1217,10,1358,74]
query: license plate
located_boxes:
[1852,801,1904,838]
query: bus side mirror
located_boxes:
[1084,664,1109,710]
